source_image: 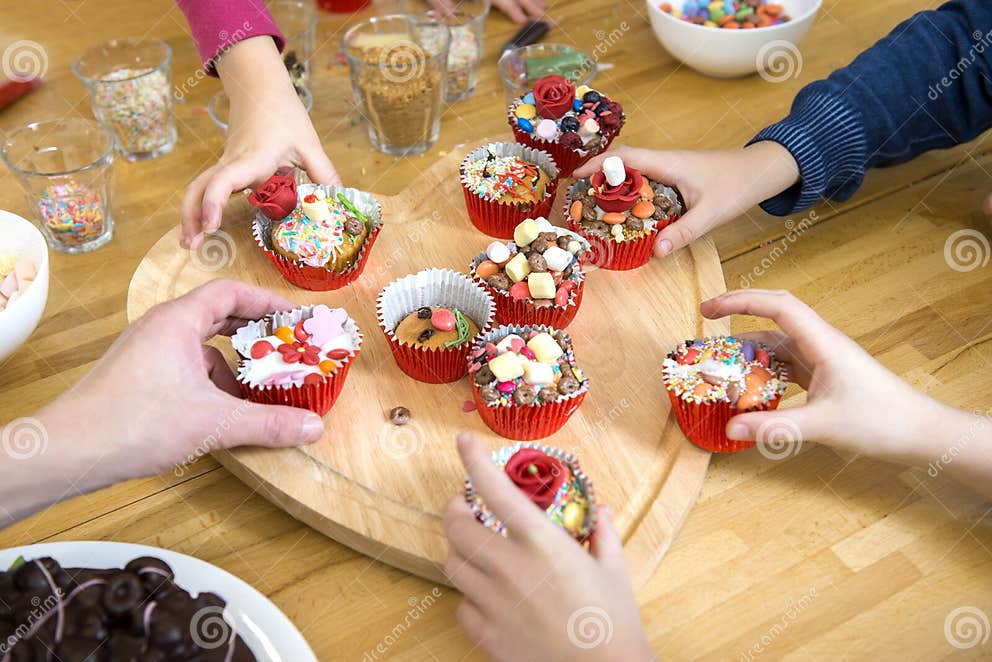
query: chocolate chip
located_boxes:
[389,406,411,425]
[416,306,432,319]
[539,232,557,243]
[474,364,496,386]
[514,385,537,405]
[538,387,559,404]
[527,253,548,272]
[556,235,571,249]
[487,273,512,291]
[479,385,500,402]
[557,376,580,395]
[344,218,364,236]
[417,329,434,343]
[530,237,550,253]
[624,217,644,232]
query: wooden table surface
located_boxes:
[2,0,991,660]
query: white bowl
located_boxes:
[0,210,49,363]
[646,0,821,78]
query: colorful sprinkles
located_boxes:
[461,151,547,203]
[37,179,107,246]
[91,67,173,155]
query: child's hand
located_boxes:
[180,37,341,250]
[574,142,799,258]
[443,433,655,662]
[430,0,546,22]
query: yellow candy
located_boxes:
[319,360,337,374]
[274,326,294,343]
[527,332,564,364]
[704,20,717,27]
[575,85,591,99]
[488,352,524,382]
[562,501,586,533]
[514,103,537,120]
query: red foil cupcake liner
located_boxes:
[564,181,662,271]
[377,269,496,384]
[667,390,783,453]
[469,252,585,328]
[252,186,383,291]
[241,359,355,417]
[508,121,623,179]
[460,143,560,239]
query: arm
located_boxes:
[701,289,992,499]
[749,0,992,215]
[0,279,324,525]
[176,0,285,75]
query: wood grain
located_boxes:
[2,0,992,659]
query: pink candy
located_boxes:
[521,347,536,360]
[497,381,516,394]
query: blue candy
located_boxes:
[741,342,756,362]
[517,117,534,132]
[522,92,535,105]
[573,98,583,112]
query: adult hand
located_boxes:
[574,142,800,258]
[443,433,655,662]
[2,279,324,524]
[180,37,341,250]
[429,0,546,23]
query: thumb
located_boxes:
[590,506,627,576]
[200,159,260,233]
[300,146,343,187]
[653,206,712,257]
[212,395,325,448]
[727,406,819,449]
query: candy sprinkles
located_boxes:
[92,67,173,154]
[38,180,107,246]
[461,152,544,202]
[662,336,787,409]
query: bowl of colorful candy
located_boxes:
[0,211,49,363]
[646,0,821,78]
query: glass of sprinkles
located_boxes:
[1,118,115,254]
[402,0,490,102]
[72,38,176,162]
[268,0,318,93]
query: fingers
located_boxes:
[735,330,813,389]
[726,405,822,444]
[456,599,490,647]
[444,550,496,602]
[590,507,627,577]
[456,432,548,539]
[493,0,528,23]
[202,346,240,397]
[519,0,547,20]
[574,147,680,182]
[181,166,218,250]
[200,159,261,235]
[214,395,325,448]
[443,495,511,574]
[170,279,294,340]
[700,289,837,351]
[426,0,457,17]
[299,145,342,186]
[654,207,707,257]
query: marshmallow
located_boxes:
[566,239,583,255]
[522,360,555,386]
[579,118,600,137]
[602,156,626,187]
[535,118,558,141]
[527,272,556,300]
[486,241,511,264]
[513,218,540,246]
[527,332,564,364]
[496,334,525,353]
[542,246,572,272]
[488,352,524,382]
[302,199,331,223]
[504,253,531,283]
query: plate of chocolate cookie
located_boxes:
[0,541,316,661]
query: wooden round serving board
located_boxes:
[126,141,728,587]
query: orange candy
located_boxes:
[319,360,337,374]
[569,200,583,222]
[639,179,654,199]
[692,382,712,399]
[632,200,655,219]
[476,260,500,279]
[603,212,627,225]
[736,367,774,410]
[274,326,295,344]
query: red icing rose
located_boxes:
[248,174,297,220]
[504,448,567,510]
[532,75,576,120]
[591,165,643,213]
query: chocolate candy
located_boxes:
[474,364,496,386]
[527,253,548,273]
[417,306,433,319]
[480,385,500,402]
[389,406,411,425]
[487,273,511,291]
[560,116,580,133]
[514,385,537,405]
[582,90,601,104]
[344,217,364,236]
[417,328,435,343]
[538,386,560,403]
[557,375,580,394]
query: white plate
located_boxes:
[0,541,316,662]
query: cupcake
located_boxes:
[468,325,588,440]
[567,155,683,270]
[508,75,625,178]
[465,442,597,541]
[460,142,560,239]
[232,304,363,416]
[251,178,382,291]
[377,268,496,384]
[662,336,788,453]
[470,217,589,328]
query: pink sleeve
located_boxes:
[176,0,286,76]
